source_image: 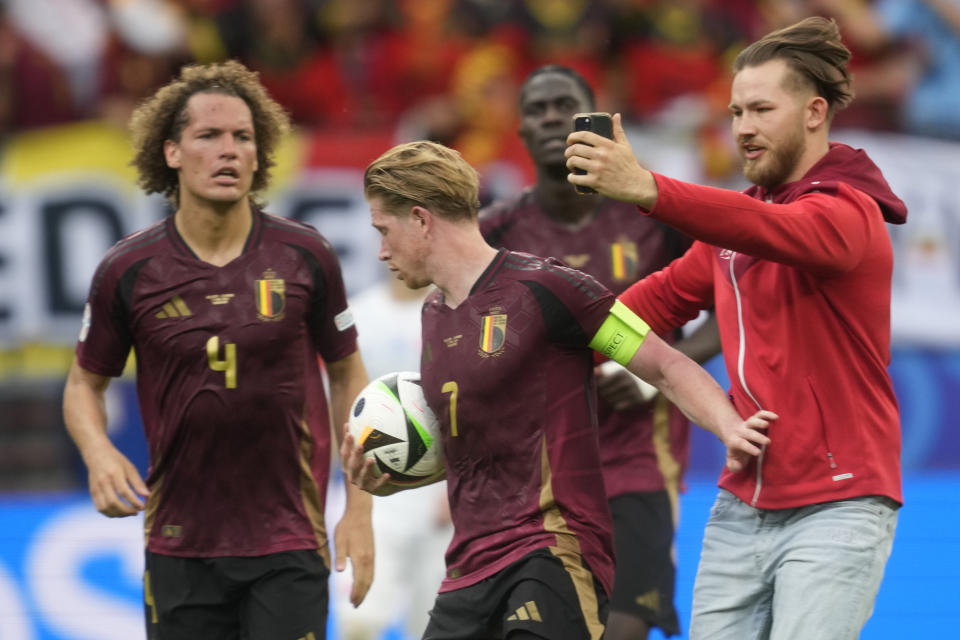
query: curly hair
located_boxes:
[364,141,480,222]
[734,17,853,118]
[128,60,290,205]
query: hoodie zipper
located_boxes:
[729,252,766,506]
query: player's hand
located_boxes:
[333,498,374,607]
[340,423,394,496]
[595,362,658,410]
[84,443,149,517]
[721,410,777,473]
[565,113,658,208]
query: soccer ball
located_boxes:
[347,371,444,485]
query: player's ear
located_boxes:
[410,205,432,232]
[164,139,181,170]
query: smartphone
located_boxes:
[572,112,613,194]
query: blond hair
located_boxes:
[128,60,290,205]
[364,141,481,221]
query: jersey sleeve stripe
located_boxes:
[262,213,325,240]
[520,279,590,346]
[243,207,265,251]
[504,252,606,299]
[90,225,166,301]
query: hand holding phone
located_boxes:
[572,112,613,194]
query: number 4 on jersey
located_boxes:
[206,336,237,389]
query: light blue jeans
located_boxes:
[690,490,898,640]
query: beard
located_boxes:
[742,124,806,189]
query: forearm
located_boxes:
[625,332,741,439]
[644,351,742,439]
[612,315,772,469]
[62,360,113,465]
[328,353,369,448]
[327,350,372,511]
[631,167,659,210]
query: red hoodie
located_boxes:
[619,143,908,508]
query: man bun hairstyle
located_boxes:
[364,141,481,222]
[129,60,290,204]
[734,16,853,117]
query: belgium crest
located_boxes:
[610,237,639,281]
[478,312,507,357]
[255,269,285,321]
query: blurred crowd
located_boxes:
[2,0,959,179]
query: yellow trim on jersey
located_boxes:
[539,438,605,640]
[143,474,162,548]
[651,394,681,524]
[297,418,331,570]
[588,300,650,366]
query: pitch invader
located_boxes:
[342,140,776,640]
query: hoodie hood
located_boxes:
[746,142,908,225]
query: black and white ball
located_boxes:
[348,371,443,485]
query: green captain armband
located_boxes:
[588,300,651,366]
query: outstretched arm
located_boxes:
[62,359,149,517]
[595,311,720,410]
[568,115,880,274]
[591,302,775,472]
[627,329,775,472]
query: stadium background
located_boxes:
[0,1,958,638]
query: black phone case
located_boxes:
[572,113,613,194]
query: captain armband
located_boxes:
[588,300,651,366]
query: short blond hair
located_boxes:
[364,141,480,221]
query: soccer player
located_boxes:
[62,60,373,640]
[566,17,906,640]
[342,140,776,640]
[480,64,721,639]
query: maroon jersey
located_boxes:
[420,250,616,596]
[480,189,692,498]
[76,210,357,562]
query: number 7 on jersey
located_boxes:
[442,381,459,436]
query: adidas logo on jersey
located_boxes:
[563,253,591,269]
[506,600,542,622]
[155,295,192,319]
[635,589,661,612]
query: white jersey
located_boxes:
[329,279,452,640]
